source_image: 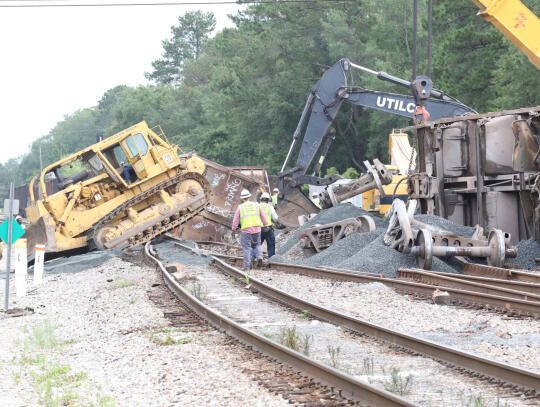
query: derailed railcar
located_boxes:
[406,106,540,244]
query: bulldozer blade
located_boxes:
[25,213,58,261]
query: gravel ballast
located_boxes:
[0,257,287,407]
[247,267,540,372]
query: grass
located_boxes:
[451,392,508,407]
[327,345,341,369]
[278,326,301,351]
[301,334,313,356]
[12,318,116,407]
[300,309,310,318]
[146,327,191,346]
[361,357,374,376]
[112,278,135,289]
[24,320,62,351]
[383,367,413,396]
[185,281,207,301]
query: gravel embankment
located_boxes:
[247,268,540,372]
[0,257,287,407]
[275,203,386,256]
[514,238,540,270]
[273,207,469,276]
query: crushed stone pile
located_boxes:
[513,238,540,270]
[336,234,459,278]
[273,206,474,277]
[301,229,383,268]
[414,214,475,237]
[276,203,387,256]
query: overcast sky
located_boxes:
[0,1,242,163]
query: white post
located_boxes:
[34,244,45,285]
[14,239,27,298]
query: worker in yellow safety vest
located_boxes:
[232,189,268,271]
[259,192,279,257]
[271,188,279,207]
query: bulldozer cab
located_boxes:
[120,132,153,181]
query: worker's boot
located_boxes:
[251,259,256,269]
[257,258,263,268]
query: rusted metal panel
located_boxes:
[227,166,270,186]
[174,156,269,242]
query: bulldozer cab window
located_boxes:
[123,133,148,159]
[112,145,128,167]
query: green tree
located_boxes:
[342,167,359,179]
[145,11,216,84]
[324,167,340,178]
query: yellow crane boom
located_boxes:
[472,0,540,69]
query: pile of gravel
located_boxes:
[275,203,387,256]
[273,207,471,276]
[301,229,383,268]
[414,214,475,237]
[336,234,459,277]
[513,238,540,270]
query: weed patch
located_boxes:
[383,367,413,395]
[327,345,341,369]
[146,327,191,346]
[113,278,135,289]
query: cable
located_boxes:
[0,0,353,7]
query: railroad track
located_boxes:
[203,249,540,320]
[461,262,540,284]
[143,241,417,406]
[170,240,540,401]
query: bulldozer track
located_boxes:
[88,171,210,250]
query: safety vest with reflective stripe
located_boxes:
[239,202,263,229]
[259,202,273,226]
[271,195,278,205]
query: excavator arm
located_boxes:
[276,59,476,224]
[472,0,540,69]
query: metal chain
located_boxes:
[407,131,418,176]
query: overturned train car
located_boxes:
[407,106,540,244]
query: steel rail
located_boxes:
[205,255,540,396]
[397,269,540,302]
[143,241,417,407]
[461,263,540,284]
[205,251,540,318]
[400,269,540,296]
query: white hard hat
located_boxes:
[240,189,252,199]
[261,192,270,200]
[273,188,279,193]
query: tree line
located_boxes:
[1,0,538,200]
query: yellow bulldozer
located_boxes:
[25,121,210,256]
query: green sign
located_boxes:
[0,219,25,244]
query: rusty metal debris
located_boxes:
[298,215,376,252]
[174,158,269,243]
